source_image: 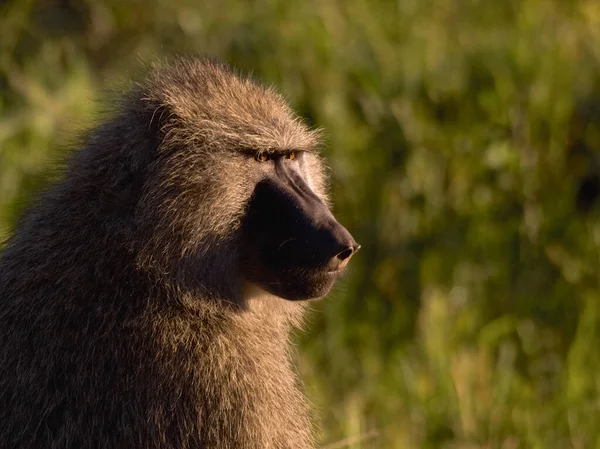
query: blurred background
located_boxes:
[3,0,600,447]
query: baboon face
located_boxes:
[240,149,359,301]
[139,59,358,302]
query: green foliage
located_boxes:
[3,0,600,447]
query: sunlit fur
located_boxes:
[0,58,335,448]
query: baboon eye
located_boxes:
[255,152,271,162]
[286,151,297,160]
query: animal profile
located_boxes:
[0,58,359,449]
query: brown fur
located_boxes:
[0,58,331,448]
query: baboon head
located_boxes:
[134,58,359,302]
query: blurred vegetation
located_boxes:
[4,0,600,447]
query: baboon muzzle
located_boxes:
[244,163,359,277]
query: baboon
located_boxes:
[0,58,359,449]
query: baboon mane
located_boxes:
[0,58,338,449]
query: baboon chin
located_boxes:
[0,57,358,449]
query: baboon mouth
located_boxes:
[248,266,340,301]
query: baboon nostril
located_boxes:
[336,248,354,262]
[327,244,359,272]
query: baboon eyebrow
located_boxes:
[239,148,307,156]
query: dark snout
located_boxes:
[247,177,359,272]
[241,164,359,301]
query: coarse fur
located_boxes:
[0,58,348,448]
